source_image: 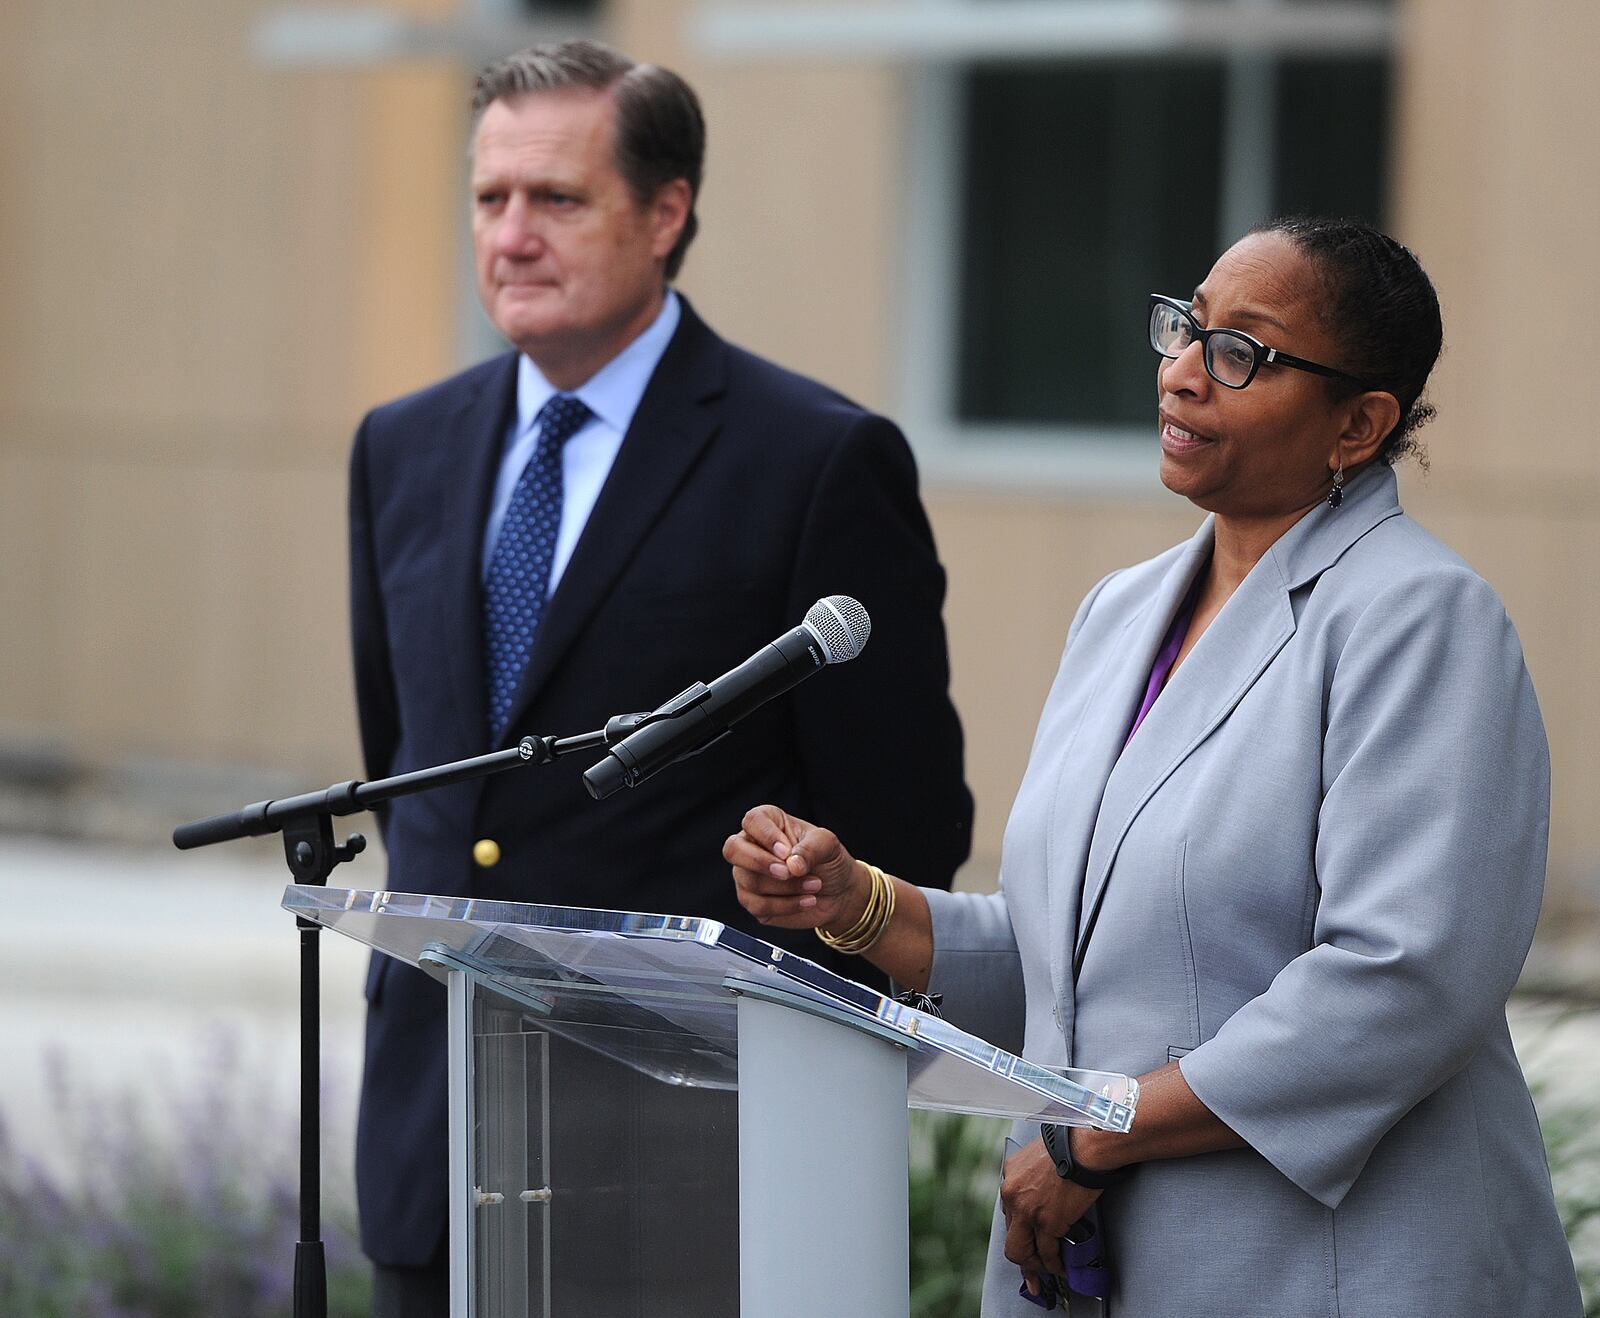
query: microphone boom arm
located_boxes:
[172,728,614,882]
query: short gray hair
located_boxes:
[471,40,705,280]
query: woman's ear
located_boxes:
[1335,390,1402,470]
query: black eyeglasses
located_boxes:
[1149,294,1372,391]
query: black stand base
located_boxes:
[294,1240,328,1316]
[297,917,326,1318]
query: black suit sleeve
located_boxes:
[784,412,973,891]
[349,417,400,792]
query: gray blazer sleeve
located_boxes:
[1178,564,1550,1208]
[922,888,1024,1051]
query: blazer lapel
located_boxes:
[1071,464,1405,968]
[1041,526,1214,1014]
[436,354,519,754]
[493,301,727,744]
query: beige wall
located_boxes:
[1393,0,1600,919]
[0,0,457,772]
[614,0,903,416]
[1,0,1595,930]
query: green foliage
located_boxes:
[1543,1100,1600,1317]
[0,1040,371,1318]
[908,1109,1007,1318]
[1522,1005,1600,1318]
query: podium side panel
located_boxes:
[737,994,910,1318]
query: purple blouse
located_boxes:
[1124,572,1205,748]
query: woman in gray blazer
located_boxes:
[726,217,1582,1315]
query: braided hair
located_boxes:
[1252,216,1443,467]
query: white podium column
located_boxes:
[445,967,476,1318]
[736,989,910,1318]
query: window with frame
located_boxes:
[955,50,1391,431]
[867,0,1398,469]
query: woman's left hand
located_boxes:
[1000,1137,1101,1297]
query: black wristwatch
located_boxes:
[1040,1123,1128,1191]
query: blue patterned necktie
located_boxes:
[483,393,592,741]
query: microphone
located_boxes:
[582,595,871,800]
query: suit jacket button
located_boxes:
[473,838,501,868]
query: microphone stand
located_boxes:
[171,727,623,1318]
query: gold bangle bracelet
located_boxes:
[816,864,883,952]
[817,863,897,955]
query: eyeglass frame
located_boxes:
[1148,294,1376,392]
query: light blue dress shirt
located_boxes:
[481,289,682,590]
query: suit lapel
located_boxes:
[1070,464,1405,968]
[493,302,727,745]
[437,354,519,754]
[1042,527,1213,1013]
[1074,551,1295,966]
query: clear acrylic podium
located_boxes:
[285,886,1138,1318]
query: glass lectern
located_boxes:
[285,886,1138,1318]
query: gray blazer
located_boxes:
[925,465,1580,1316]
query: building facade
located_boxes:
[1,0,1594,960]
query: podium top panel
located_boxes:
[284,886,1136,1130]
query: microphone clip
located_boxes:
[603,682,713,743]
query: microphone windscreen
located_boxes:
[804,595,871,664]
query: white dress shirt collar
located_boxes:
[512,289,682,443]
[482,289,682,587]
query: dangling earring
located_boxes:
[1327,465,1345,509]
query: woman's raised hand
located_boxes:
[724,805,867,932]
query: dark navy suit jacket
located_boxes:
[347,298,972,1265]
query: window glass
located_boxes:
[957,61,1225,426]
[517,0,601,14]
[1273,56,1390,223]
[954,54,1389,429]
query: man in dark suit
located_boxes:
[348,40,971,1313]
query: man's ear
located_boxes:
[649,178,692,261]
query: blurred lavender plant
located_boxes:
[0,1035,371,1317]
